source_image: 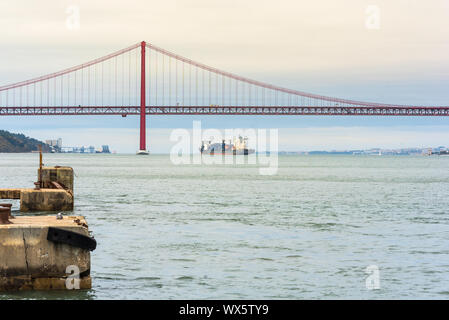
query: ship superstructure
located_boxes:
[200,136,255,155]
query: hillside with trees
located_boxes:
[0,130,50,153]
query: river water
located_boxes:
[0,153,448,299]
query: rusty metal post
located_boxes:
[39,145,43,187]
[34,145,43,189]
[0,203,13,219]
[0,206,11,224]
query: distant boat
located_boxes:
[200,136,255,155]
[136,150,149,155]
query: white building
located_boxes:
[45,138,62,149]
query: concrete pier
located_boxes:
[39,166,74,192]
[1,155,96,291]
[0,188,73,212]
[20,189,73,212]
[0,215,93,291]
[0,166,74,212]
[0,189,21,200]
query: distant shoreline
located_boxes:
[2,152,447,156]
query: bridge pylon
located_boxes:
[137,41,149,155]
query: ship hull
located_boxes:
[201,149,255,155]
[200,139,254,155]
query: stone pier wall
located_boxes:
[0,216,92,291]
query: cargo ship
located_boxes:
[200,136,255,155]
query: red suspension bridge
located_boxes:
[0,41,448,152]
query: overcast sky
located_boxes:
[1,0,449,152]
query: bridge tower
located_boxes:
[137,41,149,155]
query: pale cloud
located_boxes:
[0,0,448,84]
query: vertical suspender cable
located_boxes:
[182,62,185,106]
[242,82,245,107]
[189,64,191,106]
[235,80,238,106]
[47,79,49,106]
[155,52,158,106]
[175,58,178,105]
[147,48,150,106]
[122,53,124,106]
[115,57,117,106]
[60,77,62,107]
[68,74,70,106]
[202,68,205,106]
[195,66,198,106]
[101,61,104,106]
[255,86,258,107]
[228,77,231,107]
[81,66,83,106]
[169,57,171,106]
[247,83,250,107]
[94,63,96,107]
[262,87,265,106]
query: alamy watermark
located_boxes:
[65,264,80,290]
[365,265,380,290]
[169,121,279,175]
[365,5,381,30]
[66,5,80,31]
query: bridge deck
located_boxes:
[1,105,449,116]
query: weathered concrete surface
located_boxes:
[0,216,91,291]
[0,188,73,212]
[1,166,75,212]
[20,189,73,212]
[40,166,74,192]
[0,189,21,199]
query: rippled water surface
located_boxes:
[1,153,449,299]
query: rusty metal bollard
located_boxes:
[0,203,13,219]
[0,206,11,224]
